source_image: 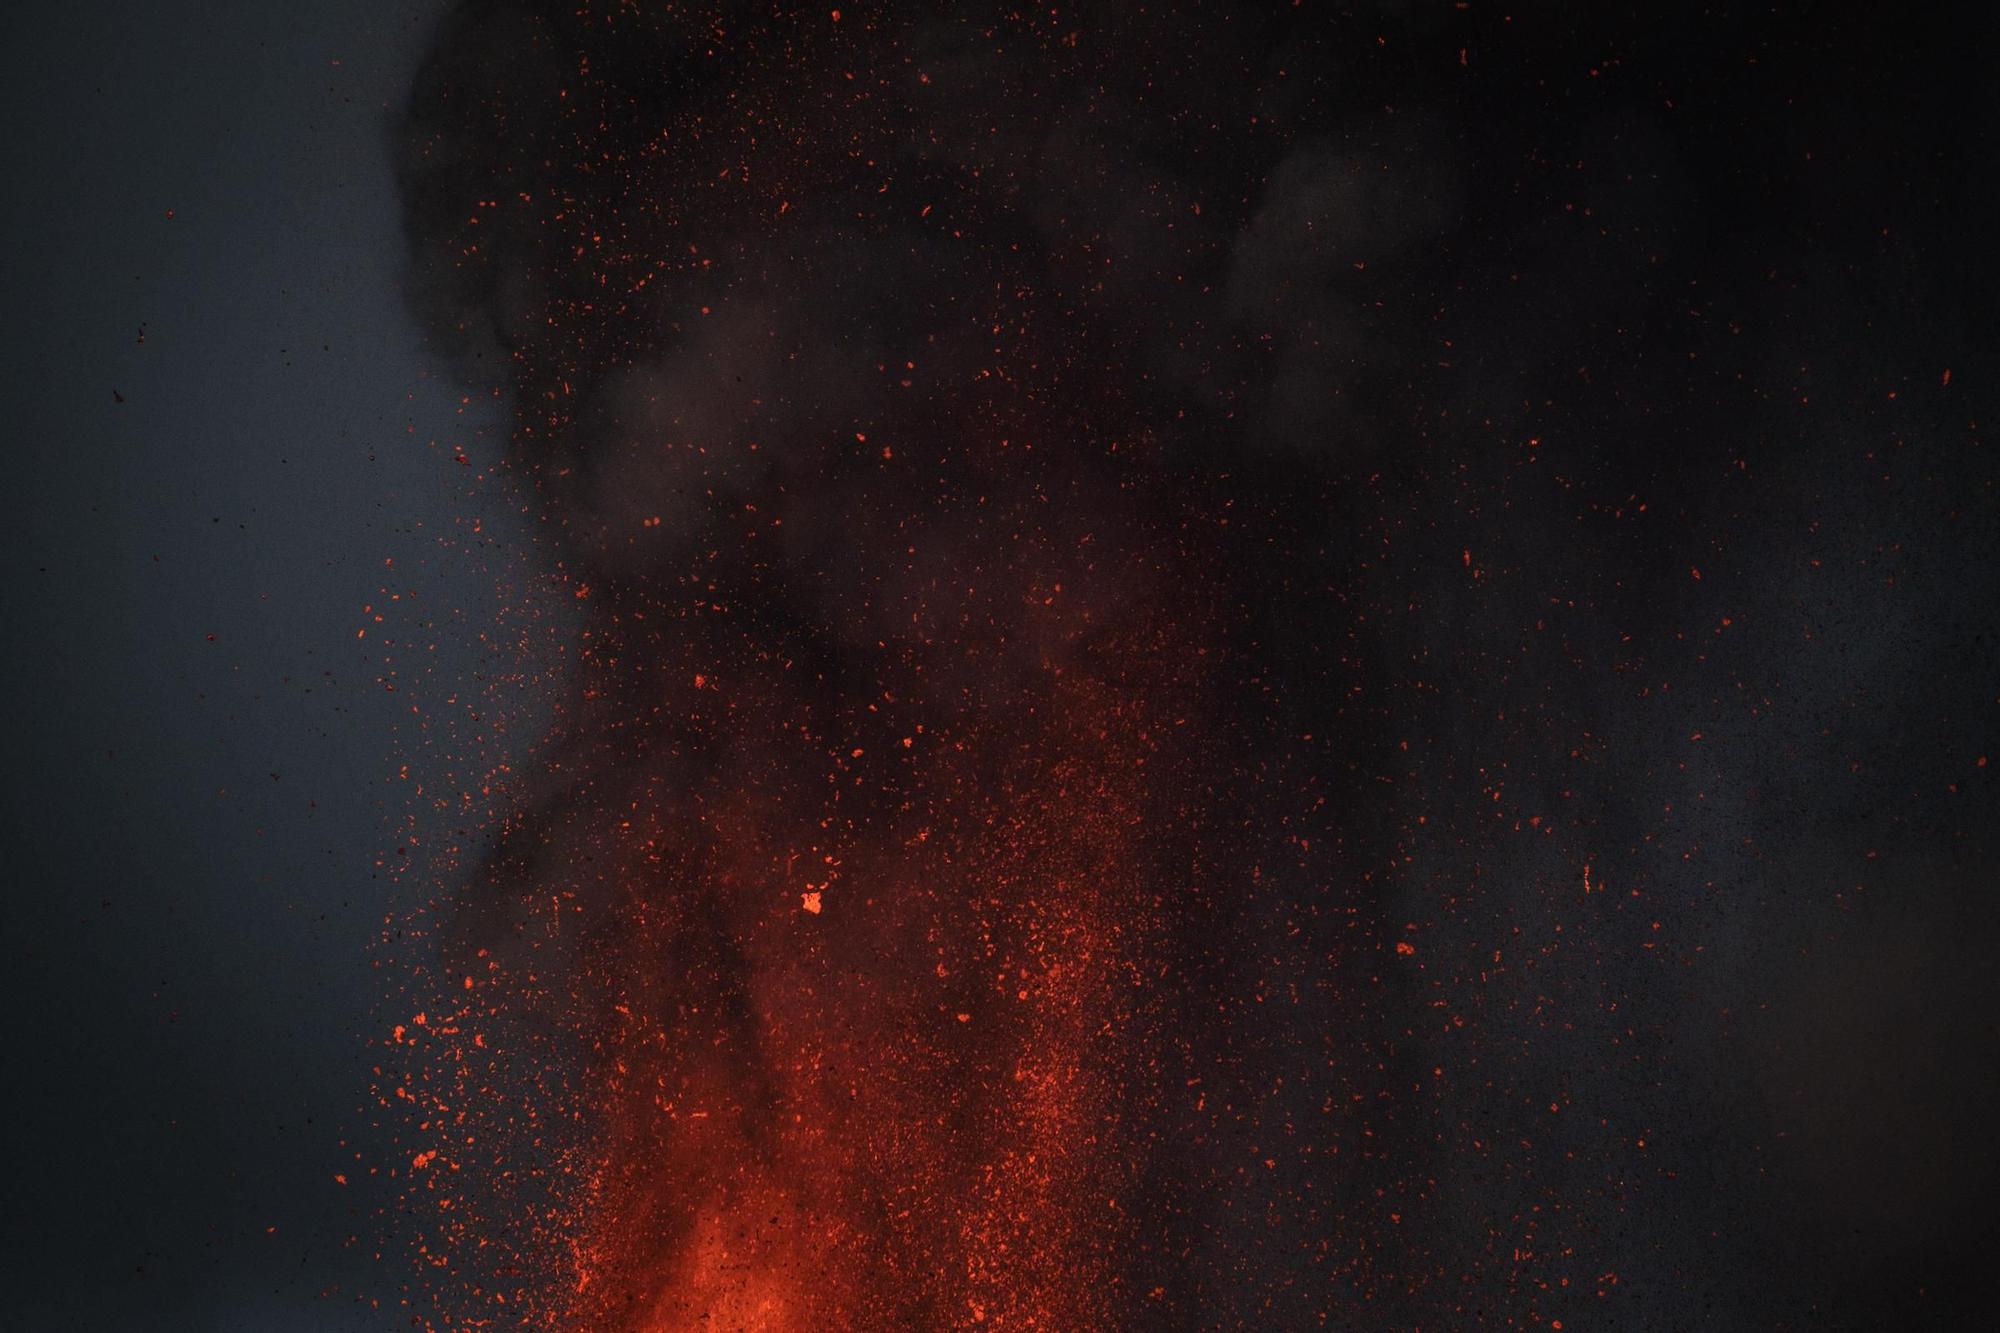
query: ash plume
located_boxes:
[391,3,2000,1327]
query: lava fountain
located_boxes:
[391,3,1386,1327]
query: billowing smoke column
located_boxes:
[391,6,1424,1326]
[389,2,2000,1329]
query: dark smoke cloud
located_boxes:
[393,1,2000,1326]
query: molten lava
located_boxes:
[444,477,1227,1328]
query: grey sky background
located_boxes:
[2,4,528,1326]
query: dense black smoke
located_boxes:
[397,2,2000,1325]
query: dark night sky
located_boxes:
[6,2,2000,1330]
[2,4,534,1327]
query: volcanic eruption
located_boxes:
[389,5,1395,1325]
[384,2,2000,1329]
